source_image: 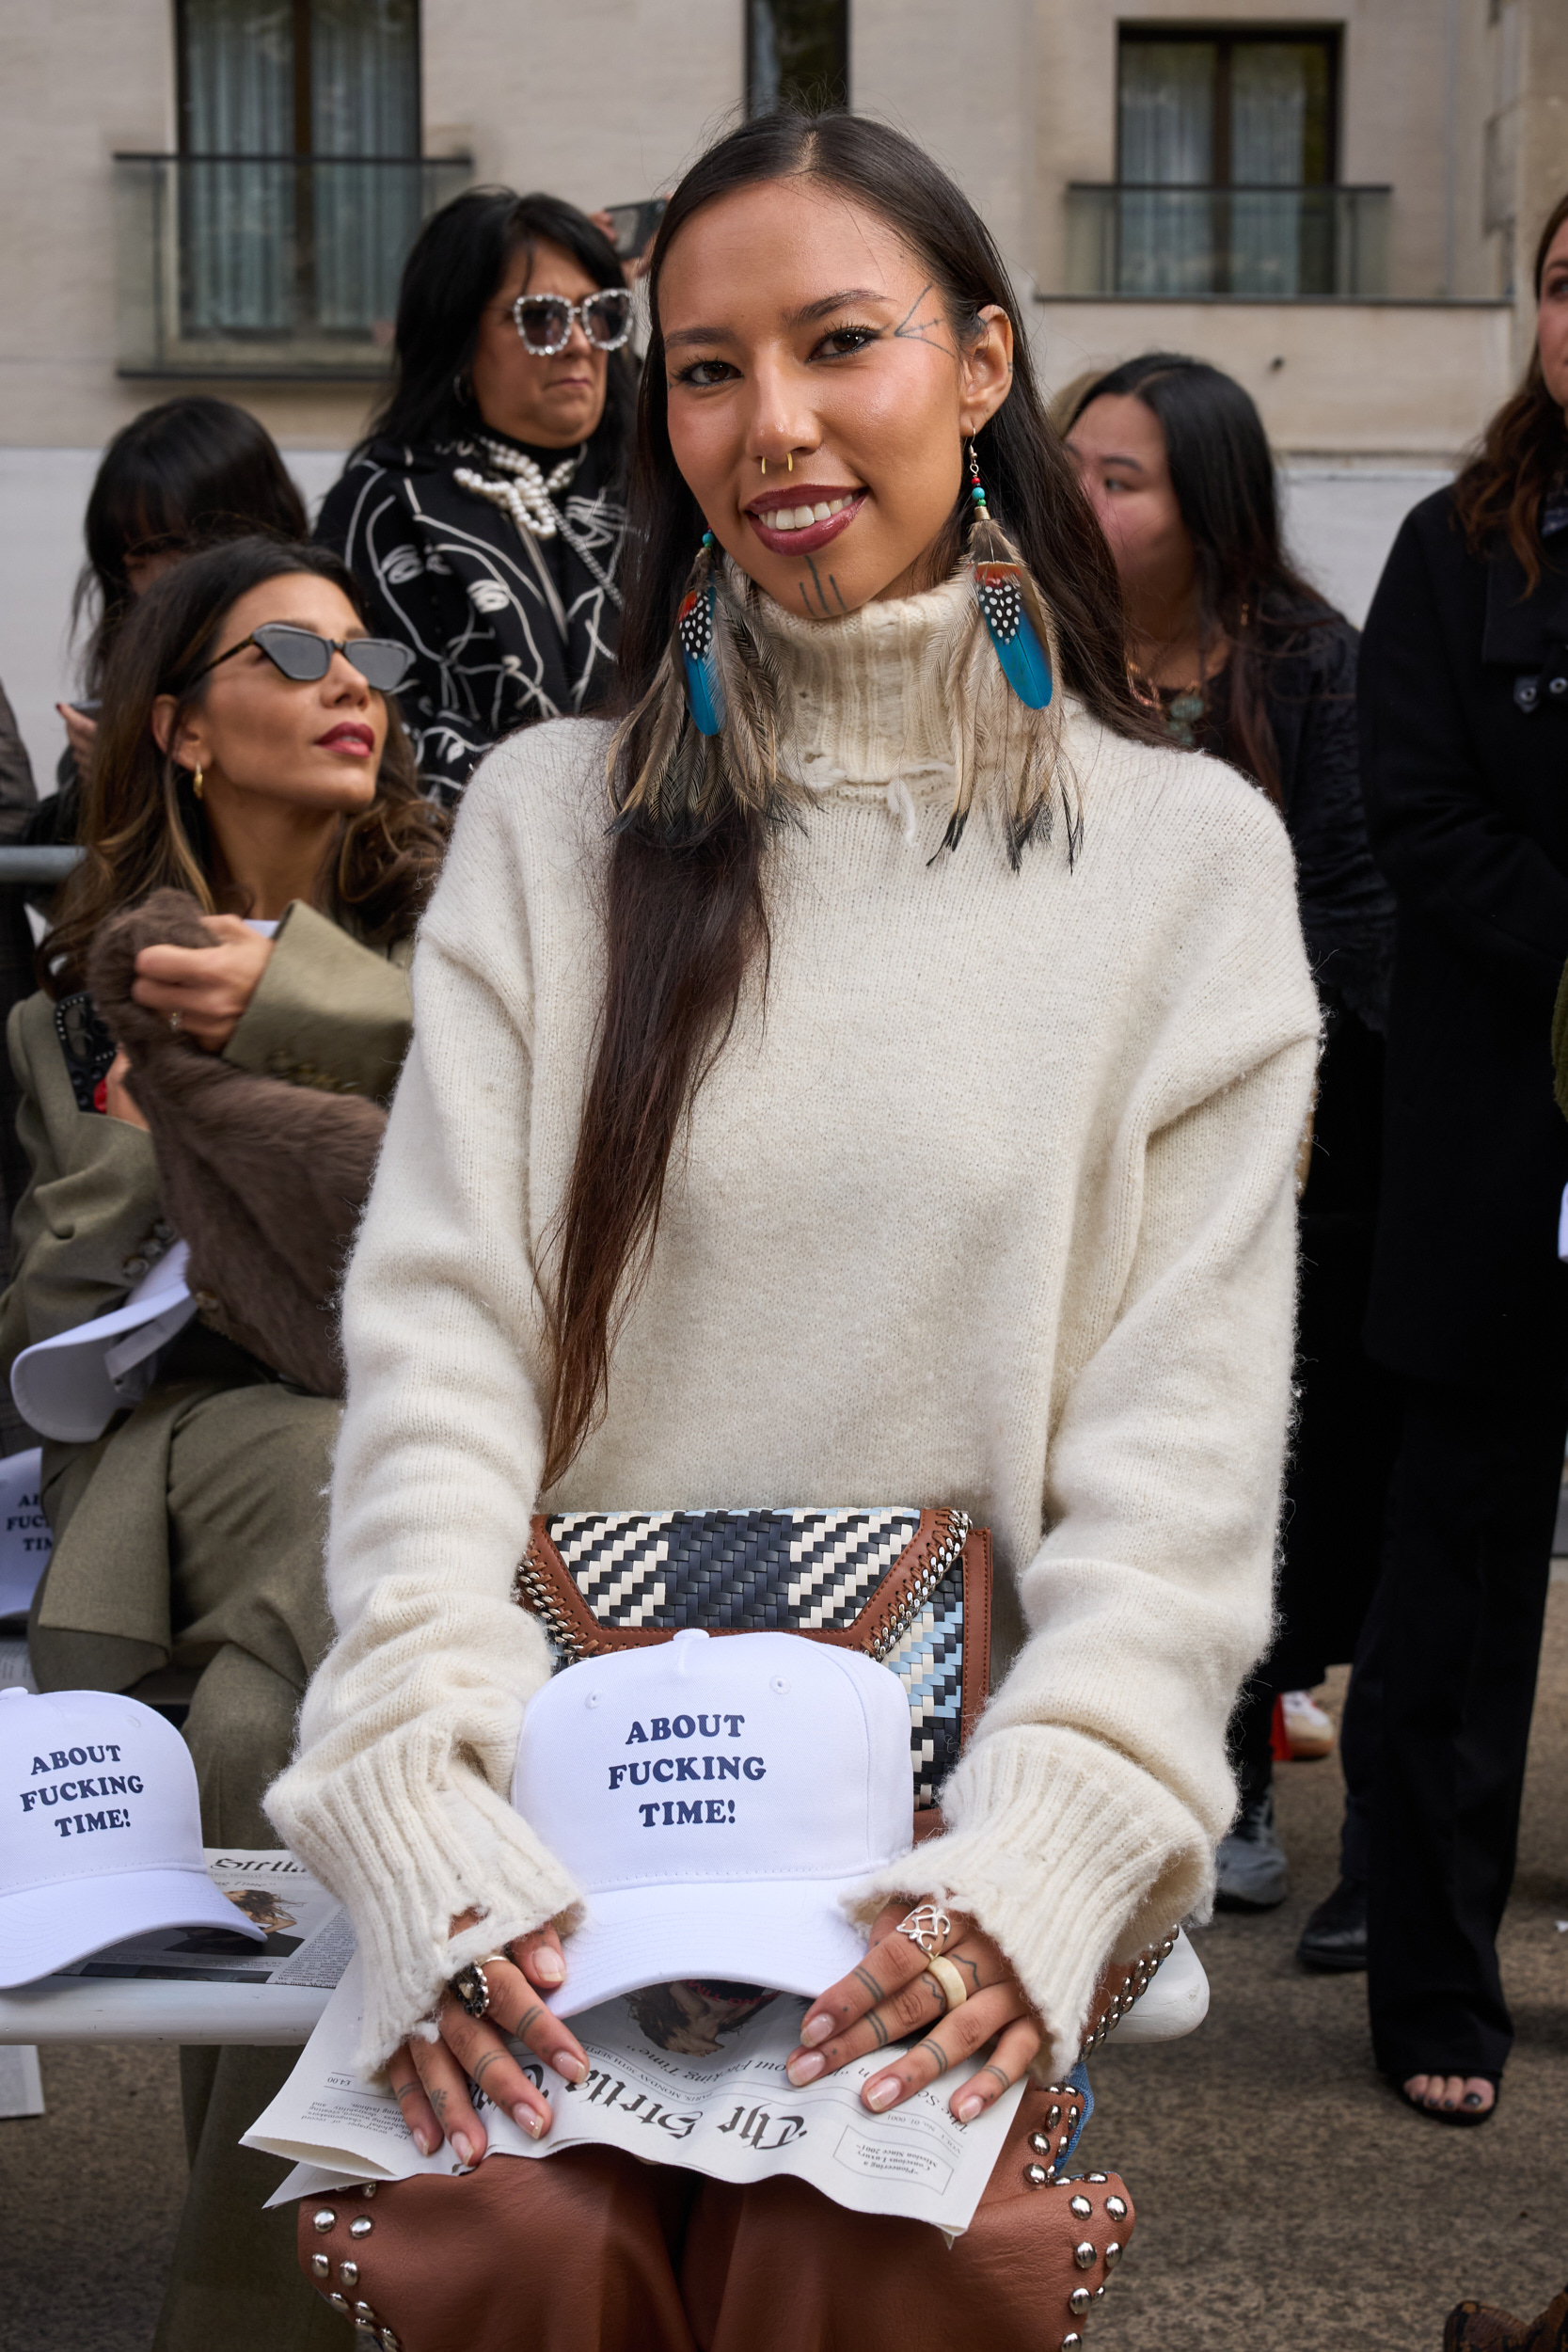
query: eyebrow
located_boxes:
[664,287,888,352]
[1079,451,1147,471]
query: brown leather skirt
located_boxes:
[300,2084,1132,2352]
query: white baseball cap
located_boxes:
[514,1629,914,2019]
[0,1686,265,1986]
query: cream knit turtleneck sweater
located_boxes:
[268,570,1321,2074]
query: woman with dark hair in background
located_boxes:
[1,535,444,2345]
[1067,355,1398,1919]
[317,186,635,796]
[1316,192,1568,2127]
[44,395,309,817]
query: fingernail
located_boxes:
[451,2132,474,2166]
[801,2014,833,2047]
[865,2078,900,2111]
[786,2052,826,2086]
[955,2092,984,2122]
[413,2130,434,2156]
[554,2052,587,2084]
[533,1948,564,1983]
[515,2104,546,2138]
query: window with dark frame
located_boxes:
[173,0,421,339]
[746,0,848,117]
[1114,24,1342,295]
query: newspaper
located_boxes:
[46,1849,354,1989]
[246,1954,1024,2234]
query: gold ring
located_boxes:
[925,1956,968,2014]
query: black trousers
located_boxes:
[1342,1373,1568,2080]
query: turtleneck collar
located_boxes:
[740,563,972,809]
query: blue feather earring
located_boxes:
[677,531,725,737]
[968,442,1053,711]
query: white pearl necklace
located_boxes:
[452,437,580,539]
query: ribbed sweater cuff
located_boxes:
[852,1726,1209,2079]
[267,1724,582,2070]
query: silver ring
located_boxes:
[895,1903,953,1957]
[447,1950,512,2022]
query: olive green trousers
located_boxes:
[29,1368,346,2352]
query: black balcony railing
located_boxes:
[1065,183,1391,299]
[114,152,473,377]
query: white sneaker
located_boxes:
[1281,1690,1335,1760]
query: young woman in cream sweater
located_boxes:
[271,112,1319,2345]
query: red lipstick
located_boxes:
[316,722,375,755]
[745,485,866,559]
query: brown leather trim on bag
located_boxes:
[516,1507,991,1757]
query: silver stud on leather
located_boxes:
[340,2262,360,2287]
[355,2304,377,2320]
[1062,2335,1082,2350]
[1022,2162,1051,2188]
[1105,2193,1127,2219]
[1047,2103,1061,2129]
[1069,2288,1092,2316]
[380,2333,402,2351]
[1069,2194,1092,2218]
[329,2293,349,2310]
[1086,2172,1108,2185]
[1073,2241,1097,2269]
[310,2253,330,2278]
[312,2209,337,2233]
[349,2215,373,2237]
[361,2183,379,2199]
[1105,2240,1123,2266]
[1028,2130,1053,2156]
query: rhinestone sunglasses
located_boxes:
[189,621,414,694]
[511,287,634,357]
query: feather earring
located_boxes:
[610,532,806,840]
[967,442,1053,710]
[677,532,725,737]
[934,442,1071,864]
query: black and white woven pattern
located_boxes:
[542,1508,964,1799]
[547,1508,921,1632]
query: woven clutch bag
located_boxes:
[513,1506,991,1808]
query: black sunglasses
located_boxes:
[189,621,414,694]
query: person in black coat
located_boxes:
[318,188,635,799]
[1067,353,1400,1902]
[1324,190,1568,2122]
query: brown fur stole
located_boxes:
[87,888,387,1396]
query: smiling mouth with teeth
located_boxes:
[758,494,858,532]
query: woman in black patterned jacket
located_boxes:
[319,188,635,799]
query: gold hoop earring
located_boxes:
[192,763,204,801]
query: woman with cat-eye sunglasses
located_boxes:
[188,619,414,695]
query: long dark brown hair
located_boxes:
[1068,352,1338,803]
[1453,191,1568,591]
[48,537,447,997]
[75,397,309,696]
[543,110,1156,1487]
